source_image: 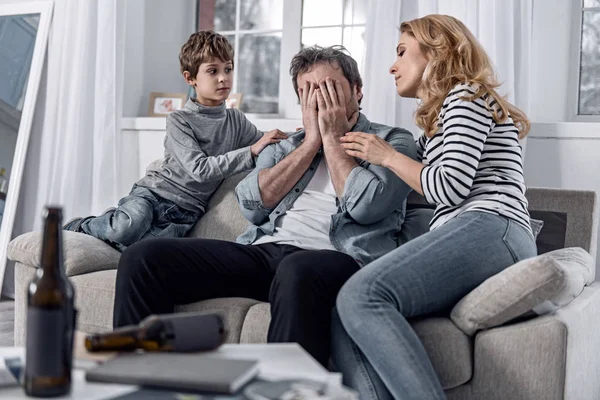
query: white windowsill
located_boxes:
[122,117,166,131]
[122,116,303,132]
[528,122,600,139]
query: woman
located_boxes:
[332,14,537,399]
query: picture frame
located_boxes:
[226,93,243,109]
[148,92,188,116]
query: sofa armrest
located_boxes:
[8,231,120,277]
[470,282,600,400]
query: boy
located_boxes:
[64,31,286,250]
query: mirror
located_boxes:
[0,2,53,289]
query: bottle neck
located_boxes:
[85,325,139,352]
[40,212,66,279]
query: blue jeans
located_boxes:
[331,211,537,400]
[80,185,200,251]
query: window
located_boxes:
[301,0,366,75]
[199,0,367,117]
[577,0,600,115]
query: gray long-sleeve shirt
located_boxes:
[136,99,262,213]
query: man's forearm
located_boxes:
[322,137,358,198]
[258,140,321,209]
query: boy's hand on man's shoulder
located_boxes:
[250,129,288,156]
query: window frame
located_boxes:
[214,0,365,119]
[568,0,600,121]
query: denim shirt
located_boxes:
[235,113,418,266]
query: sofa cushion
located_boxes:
[187,172,250,241]
[8,231,120,277]
[240,302,270,343]
[531,247,595,314]
[451,247,595,335]
[176,297,261,343]
[70,269,118,333]
[235,303,473,390]
[70,266,261,344]
[411,317,474,390]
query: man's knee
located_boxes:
[273,255,321,291]
[115,239,165,292]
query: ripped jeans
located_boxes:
[79,185,200,251]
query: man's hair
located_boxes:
[289,45,363,103]
[179,30,234,78]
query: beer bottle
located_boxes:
[85,312,225,353]
[24,207,76,397]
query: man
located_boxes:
[113,45,417,366]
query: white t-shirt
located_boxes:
[253,157,337,251]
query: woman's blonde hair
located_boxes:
[400,15,530,138]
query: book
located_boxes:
[85,352,258,394]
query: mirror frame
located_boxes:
[0,1,54,289]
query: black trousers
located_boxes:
[113,238,360,366]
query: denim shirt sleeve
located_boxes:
[339,128,418,225]
[234,142,280,225]
[165,113,256,184]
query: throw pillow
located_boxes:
[7,231,120,277]
[450,247,594,336]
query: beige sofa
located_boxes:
[8,173,600,400]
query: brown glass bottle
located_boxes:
[85,313,225,353]
[24,207,76,397]
[85,316,177,352]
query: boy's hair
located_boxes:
[289,45,363,104]
[401,14,530,138]
[179,30,234,78]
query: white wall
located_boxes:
[524,124,600,277]
[122,0,145,118]
[528,0,575,122]
[525,0,600,276]
[123,0,196,117]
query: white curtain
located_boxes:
[361,0,533,139]
[33,0,125,229]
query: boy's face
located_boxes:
[185,58,233,107]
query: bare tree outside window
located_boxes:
[237,33,281,113]
[197,0,368,116]
[578,3,600,115]
[301,0,367,73]
[202,0,282,114]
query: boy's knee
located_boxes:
[108,205,153,245]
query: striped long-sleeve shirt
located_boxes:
[418,83,532,235]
